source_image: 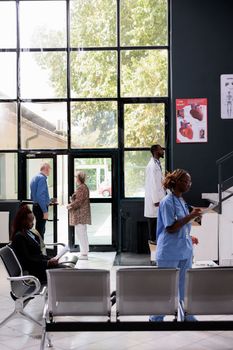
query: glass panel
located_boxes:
[0,103,17,150]
[0,52,16,99]
[74,158,112,198]
[125,150,157,198]
[20,52,66,99]
[20,1,66,48]
[70,0,116,47]
[120,0,168,46]
[21,103,67,150]
[0,153,17,199]
[26,158,54,244]
[70,51,117,98]
[124,103,165,147]
[121,50,168,97]
[0,2,16,48]
[26,158,54,200]
[71,101,117,149]
[74,203,112,245]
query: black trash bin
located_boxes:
[137,221,149,254]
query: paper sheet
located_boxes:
[201,204,218,214]
[54,245,69,260]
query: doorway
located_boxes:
[19,152,118,252]
[68,153,117,251]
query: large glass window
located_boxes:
[0,2,16,49]
[20,52,67,99]
[71,101,118,149]
[120,0,168,47]
[0,103,17,149]
[0,153,17,199]
[0,1,168,247]
[19,1,66,49]
[70,51,117,98]
[121,50,168,97]
[74,158,112,198]
[0,53,16,99]
[70,0,116,47]
[124,103,165,148]
[124,101,166,197]
[124,150,165,197]
[21,102,67,150]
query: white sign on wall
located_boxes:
[221,74,233,119]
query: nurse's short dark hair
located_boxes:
[163,169,189,190]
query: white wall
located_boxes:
[191,211,218,261]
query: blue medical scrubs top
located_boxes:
[156,193,193,261]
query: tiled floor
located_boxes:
[1,252,233,350]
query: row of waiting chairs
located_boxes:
[1,245,233,350]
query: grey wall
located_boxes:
[171,0,233,205]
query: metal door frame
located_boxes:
[68,150,118,252]
[18,152,58,251]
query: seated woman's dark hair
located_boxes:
[10,204,33,241]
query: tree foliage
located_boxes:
[34,0,168,149]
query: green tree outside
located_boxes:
[32,0,168,195]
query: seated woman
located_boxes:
[10,204,59,283]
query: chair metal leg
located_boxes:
[0,310,18,328]
[0,299,42,328]
[40,329,46,350]
[0,309,42,328]
[47,333,53,348]
[19,310,42,326]
[40,329,53,350]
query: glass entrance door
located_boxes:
[68,154,117,251]
[23,154,58,251]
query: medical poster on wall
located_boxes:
[176,98,208,143]
[221,74,233,119]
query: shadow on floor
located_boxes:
[114,253,155,266]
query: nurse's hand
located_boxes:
[191,235,199,245]
[190,207,202,219]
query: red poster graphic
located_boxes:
[176,98,208,143]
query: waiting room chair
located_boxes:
[33,229,78,267]
[184,267,233,319]
[0,245,46,329]
[41,268,111,349]
[116,267,179,321]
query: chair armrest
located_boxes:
[45,243,66,248]
[7,275,41,297]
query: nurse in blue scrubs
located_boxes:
[149,169,202,322]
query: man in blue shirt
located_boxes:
[30,163,51,239]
